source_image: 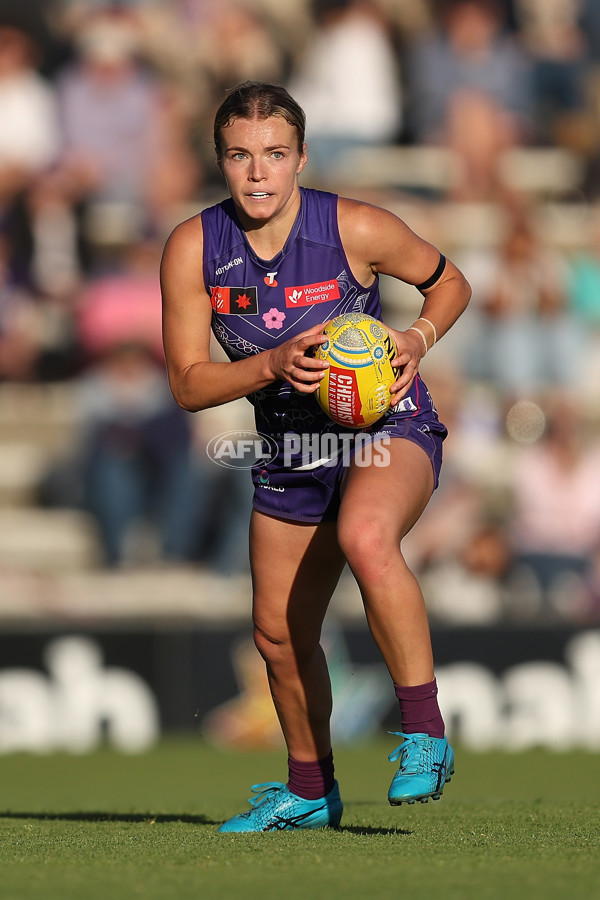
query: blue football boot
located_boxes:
[218,780,343,832]
[387,732,455,805]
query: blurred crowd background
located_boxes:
[1,0,600,627]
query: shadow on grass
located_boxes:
[0,811,220,825]
[0,812,412,834]
[338,825,413,836]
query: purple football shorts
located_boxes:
[251,411,447,524]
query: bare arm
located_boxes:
[338,198,471,399]
[160,216,329,411]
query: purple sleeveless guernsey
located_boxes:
[202,187,447,522]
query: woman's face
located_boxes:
[218,115,307,227]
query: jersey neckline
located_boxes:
[234,187,305,270]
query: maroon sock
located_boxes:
[287,750,335,800]
[394,678,445,738]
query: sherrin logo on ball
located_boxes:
[312,313,397,428]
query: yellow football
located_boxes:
[313,313,397,428]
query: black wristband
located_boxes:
[416,254,446,293]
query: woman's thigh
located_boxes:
[337,437,435,556]
[250,510,346,648]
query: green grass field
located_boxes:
[1,738,598,900]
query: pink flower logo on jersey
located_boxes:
[263,307,286,329]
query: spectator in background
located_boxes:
[566,210,600,407]
[0,9,60,285]
[420,517,512,624]
[76,340,204,567]
[457,199,580,393]
[195,2,287,94]
[508,393,600,620]
[512,0,587,146]
[576,0,600,198]
[40,234,249,573]
[95,2,292,195]
[0,234,42,380]
[76,236,165,362]
[43,5,200,271]
[406,0,534,199]
[0,6,82,381]
[69,235,201,566]
[0,19,58,198]
[581,0,600,57]
[287,0,402,186]
[568,209,600,328]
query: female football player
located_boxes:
[161,81,471,831]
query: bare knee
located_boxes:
[253,619,320,668]
[338,517,399,582]
[253,620,285,664]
